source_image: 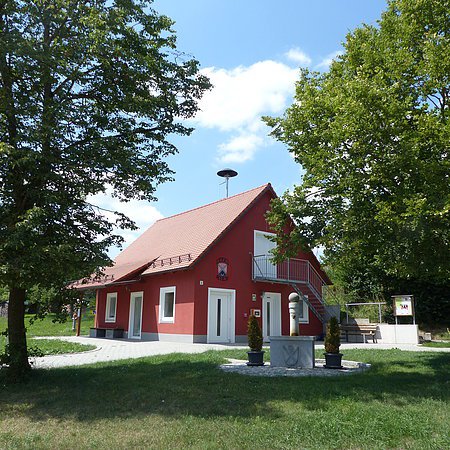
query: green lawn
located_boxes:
[0,312,96,357]
[0,336,96,357]
[0,349,448,449]
[422,341,450,348]
[0,311,95,337]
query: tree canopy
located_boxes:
[264,0,449,319]
[0,0,211,377]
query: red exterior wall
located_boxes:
[94,188,324,339]
[95,269,196,336]
[191,189,323,338]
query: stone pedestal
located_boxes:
[270,336,315,368]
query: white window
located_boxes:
[105,293,117,323]
[298,296,309,324]
[159,286,176,323]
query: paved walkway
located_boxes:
[32,336,450,369]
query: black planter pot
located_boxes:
[247,350,265,366]
[324,352,343,369]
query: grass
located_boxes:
[422,341,450,348]
[0,311,97,356]
[0,349,448,449]
[0,336,96,356]
[0,311,95,337]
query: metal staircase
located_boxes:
[252,255,329,323]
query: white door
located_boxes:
[207,289,235,343]
[254,231,277,278]
[262,292,282,341]
[128,291,143,339]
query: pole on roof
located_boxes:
[217,169,238,198]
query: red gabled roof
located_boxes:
[75,184,274,289]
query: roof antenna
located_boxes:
[217,168,238,198]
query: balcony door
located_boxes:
[254,230,277,279]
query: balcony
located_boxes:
[252,255,328,321]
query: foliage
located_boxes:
[0,285,7,303]
[0,350,448,449]
[324,316,341,354]
[263,0,450,322]
[0,0,210,377]
[247,314,263,351]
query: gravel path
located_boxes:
[31,336,449,369]
[220,358,371,377]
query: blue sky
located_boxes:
[98,0,388,256]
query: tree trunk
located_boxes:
[7,287,31,380]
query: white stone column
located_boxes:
[288,292,300,336]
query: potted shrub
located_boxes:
[247,314,264,366]
[324,316,343,369]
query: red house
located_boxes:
[77,184,332,343]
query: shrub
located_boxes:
[247,315,263,351]
[324,316,341,354]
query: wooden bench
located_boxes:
[341,323,378,343]
[90,327,124,339]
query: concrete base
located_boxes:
[105,328,124,339]
[138,333,208,343]
[270,336,315,368]
[376,324,419,344]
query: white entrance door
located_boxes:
[254,231,277,278]
[262,292,282,341]
[128,291,143,339]
[207,289,235,343]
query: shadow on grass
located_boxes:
[0,350,448,423]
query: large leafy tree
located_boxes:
[0,0,210,378]
[264,0,449,320]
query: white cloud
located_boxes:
[315,50,343,70]
[88,190,164,256]
[285,47,312,66]
[195,61,297,131]
[218,133,265,164]
[191,60,298,163]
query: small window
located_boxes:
[159,287,176,323]
[299,296,309,324]
[105,293,117,323]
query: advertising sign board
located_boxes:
[393,295,414,317]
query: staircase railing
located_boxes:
[290,284,325,322]
[252,254,328,321]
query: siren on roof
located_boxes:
[217,168,238,198]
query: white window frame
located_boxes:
[159,286,176,323]
[105,292,117,323]
[298,296,310,324]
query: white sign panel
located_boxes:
[393,296,414,317]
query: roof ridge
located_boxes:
[155,183,270,223]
